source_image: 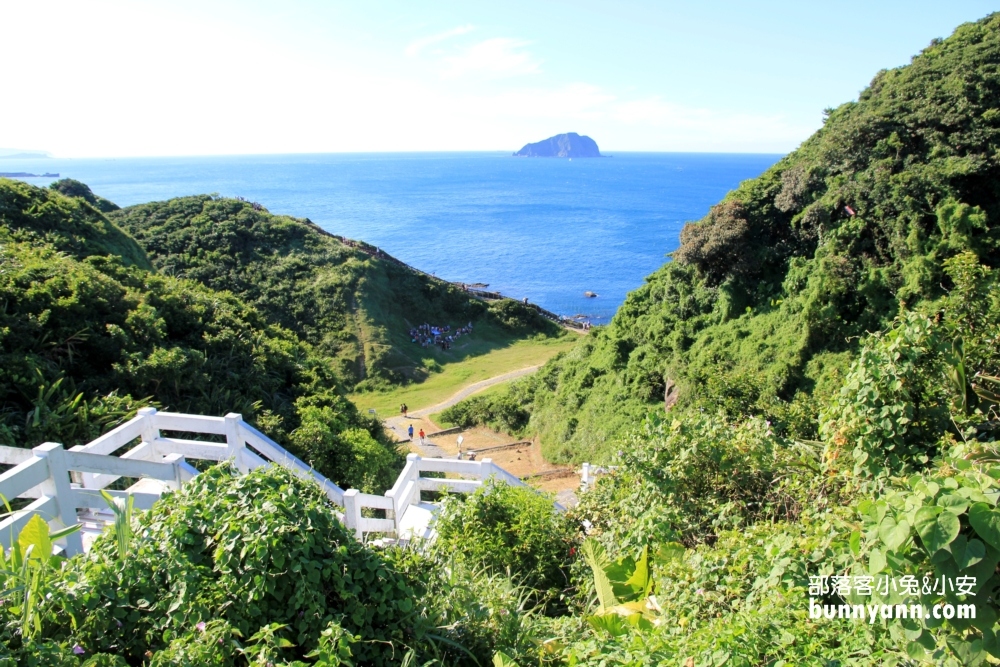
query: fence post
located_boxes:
[161,453,187,491]
[383,489,396,522]
[581,462,591,490]
[343,489,362,540]
[138,406,159,446]
[224,413,248,473]
[33,443,84,557]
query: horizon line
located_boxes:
[4,148,789,160]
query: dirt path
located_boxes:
[381,365,580,503]
[407,364,541,418]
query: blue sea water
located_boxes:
[3,152,780,322]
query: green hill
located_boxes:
[499,14,1000,463]
[0,178,148,269]
[0,178,559,490]
[0,179,398,491]
[109,195,560,391]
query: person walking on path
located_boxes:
[400,403,408,418]
[407,424,414,440]
[418,428,425,445]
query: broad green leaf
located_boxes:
[946,635,983,665]
[952,535,986,570]
[879,516,910,551]
[624,545,652,597]
[586,613,631,637]
[849,530,861,556]
[972,603,998,634]
[938,494,970,515]
[914,506,960,555]
[969,503,1000,550]
[581,539,618,611]
[18,515,51,561]
[906,641,927,660]
[869,547,887,575]
[984,627,1000,659]
[493,651,520,667]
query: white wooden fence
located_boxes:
[343,452,552,540]
[579,463,615,491]
[0,407,345,556]
[0,408,572,554]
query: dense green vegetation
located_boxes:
[544,250,1000,665]
[0,176,557,491]
[0,465,537,666]
[0,178,397,490]
[431,480,577,601]
[453,14,1000,464]
[109,195,560,391]
[49,179,121,214]
[7,12,1000,667]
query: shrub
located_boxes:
[388,547,542,665]
[573,412,785,553]
[62,464,425,665]
[431,480,577,601]
[852,459,1000,663]
[487,299,559,334]
[440,387,531,434]
[673,200,752,285]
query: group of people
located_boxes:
[402,402,481,460]
[405,422,425,444]
[409,321,473,350]
[404,421,476,459]
[234,196,264,211]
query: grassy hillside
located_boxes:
[0,178,148,269]
[110,195,562,392]
[502,14,1000,463]
[0,178,400,491]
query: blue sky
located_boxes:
[3,0,996,157]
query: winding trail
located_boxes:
[383,365,541,458]
[382,363,580,504]
[408,364,541,417]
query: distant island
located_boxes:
[0,172,59,178]
[0,149,52,159]
[513,132,603,158]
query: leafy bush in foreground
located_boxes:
[432,480,577,603]
[25,465,425,666]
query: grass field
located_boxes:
[349,333,578,416]
[428,381,510,427]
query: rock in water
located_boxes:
[514,132,602,157]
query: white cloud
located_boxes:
[0,1,816,156]
[611,97,814,150]
[404,24,475,57]
[441,37,541,78]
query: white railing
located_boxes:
[579,462,615,491]
[0,408,567,553]
[389,454,516,526]
[344,452,562,540]
[0,407,346,555]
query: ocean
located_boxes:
[3,152,781,323]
